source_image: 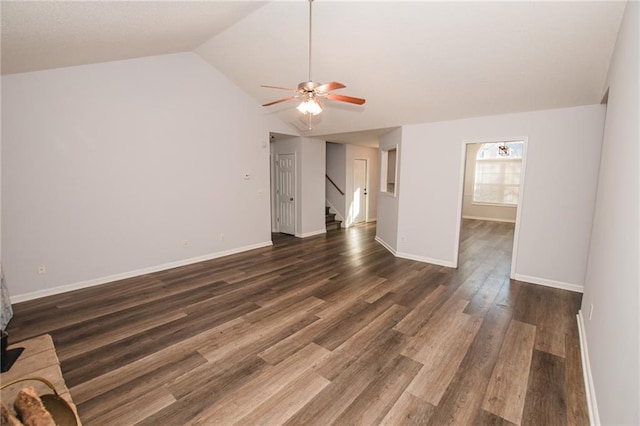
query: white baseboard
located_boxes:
[395,251,455,268]
[375,236,454,268]
[577,310,600,425]
[296,229,326,238]
[514,273,584,293]
[10,241,273,303]
[462,215,516,223]
[374,236,396,255]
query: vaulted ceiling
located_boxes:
[1,1,626,142]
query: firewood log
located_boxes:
[13,387,54,426]
[1,401,23,426]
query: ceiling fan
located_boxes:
[261,0,365,116]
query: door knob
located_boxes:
[290,197,294,201]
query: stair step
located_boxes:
[325,207,341,230]
[326,220,341,231]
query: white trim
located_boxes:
[577,311,600,426]
[510,138,528,279]
[462,215,516,224]
[375,236,396,255]
[380,145,398,197]
[375,236,454,268]
[296,229,326,238]
[514,273,584,293]
[10,241,273,303]
[454,136,528,280]
[353,157,370,224]
[395,251,455,268]
[471,201,518,208]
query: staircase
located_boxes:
[325,206,342,231]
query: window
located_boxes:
[380,147,397,195]
[473,141,523,205]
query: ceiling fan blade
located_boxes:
[315,81,346,93]
[261,84,297,92]
[263,96,297,107]
[325,93,366,105]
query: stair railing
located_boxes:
[326,174,345,196]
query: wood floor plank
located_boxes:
[380,391,436,425]
[77,351,206,422]
[464,275,506,317]
[428,303,512,425]
[334,354,423,425]
[482,319,537,425]
[189,343,331,425]
[404,312,482,405]
[87,386,176,425]
[393,284,447,336]
[317,303,409,381]
[565,314,589,426]
[283,330,406,425]
[69,316,246,404]
[4,220,587,426]
[401,297,469,360]
[231,371,330,426]
[521,350,567,426]
[199,296,324,363]
[476,409,519,426]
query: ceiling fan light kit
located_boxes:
[261,0,365,118]
[297,97,323,115]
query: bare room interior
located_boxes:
[1,1,638,425]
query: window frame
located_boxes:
[380,146,398,197]
[472,141,523,207]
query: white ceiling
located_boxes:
[1,1,626,144]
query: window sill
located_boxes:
[472,202,517,208]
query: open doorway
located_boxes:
[455,139,528,279]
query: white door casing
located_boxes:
[353,159,368,224]
[276,153,296,235]
[454,137,528,279]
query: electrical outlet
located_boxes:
[37,265,46,275]
[219,233,224,241]
[182,240,189,248]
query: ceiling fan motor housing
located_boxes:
[298,81,319,92]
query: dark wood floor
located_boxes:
[7,220,588,425]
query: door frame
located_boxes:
[453,136,529,279]
[274,152,297,235]
[352,158,369,224]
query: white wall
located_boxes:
[345,144,379,225]
[300,138,326,237]
[325,142,346,220]
[1,52,290,301]
[581,2,639,424]
[462,143,517,223]
[375,127,402,252]
[271,136,326,238]
[398,105,604,288]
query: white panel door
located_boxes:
[276,153,296,235]
[353,159,368,224]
